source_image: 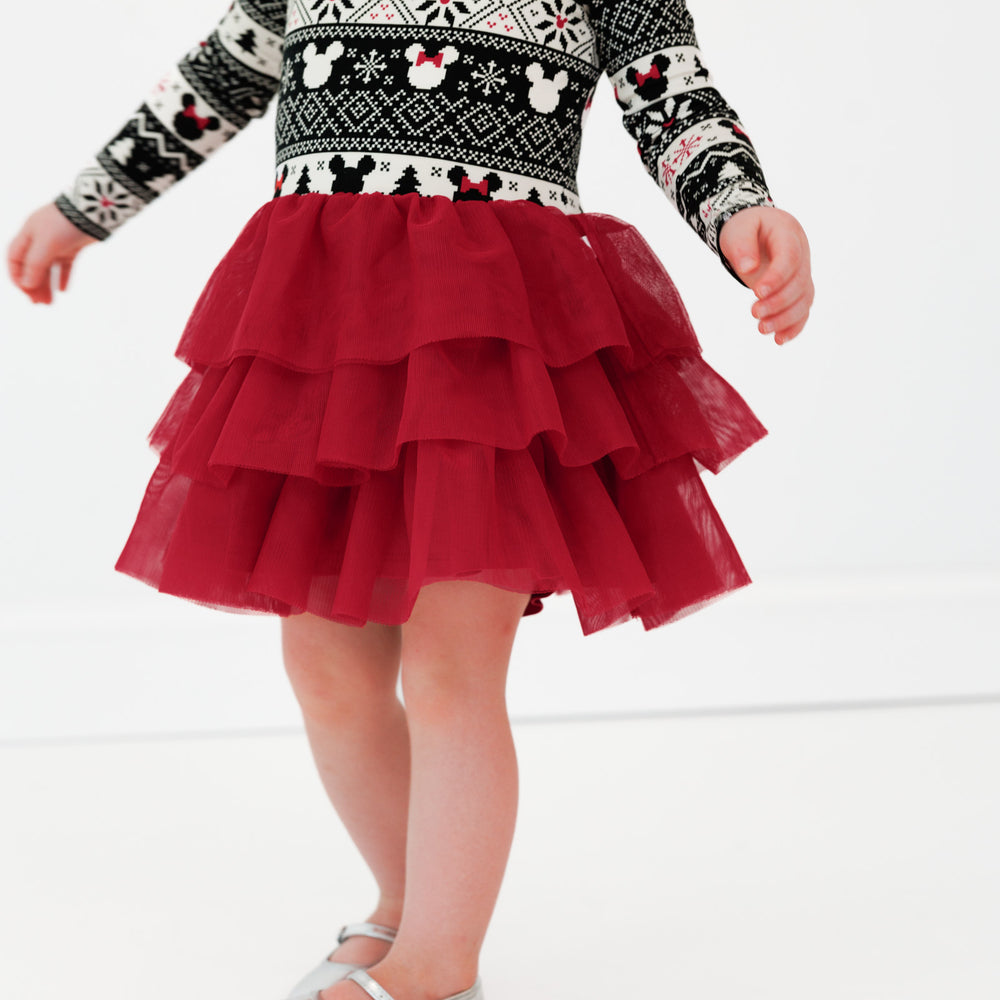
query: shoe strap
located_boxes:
[337,921,399,945]
[442,979,482,1000]
[346,969,398,1000]
[346,970,482,1000]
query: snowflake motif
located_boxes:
[415,0,471,27]
[310,0,356,24]
[80,179,132,227]
[671,135,702,165]
[431,165,442,176]
[534,0,584,53]
[355,49,388,83]
[471,59,508,96]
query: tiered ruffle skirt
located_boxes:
[114,191,767,636]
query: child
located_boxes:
[7,1,813,998]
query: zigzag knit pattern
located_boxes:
[54,0,773,282]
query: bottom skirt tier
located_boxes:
[114,191,767,636]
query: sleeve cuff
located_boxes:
[53,194,112,241]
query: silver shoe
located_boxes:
[342,968,484,1000]
[286,922,398,1000]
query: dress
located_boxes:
[55,0,774,636]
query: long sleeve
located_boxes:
[54,0,287,241]
[588,0,775,286]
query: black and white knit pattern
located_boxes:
[55,0,285,239]
[589,0,772,259]
[55,0,773,281]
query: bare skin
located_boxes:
[6,202,97,305]
[7,201,815,346]
[280,614,408,972]
[282,580,529,1000]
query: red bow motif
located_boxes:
[416,50,443,68]
[182,103,212,131]
[460,176,489,196]
[634,63,660,88]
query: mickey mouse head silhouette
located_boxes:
[174,94,220,141]
[329,154,376,194]
[447,165,502,202]
[524,63,569,113]
[405,43,460,90]
[625,54,672,103]
[302,40,346,89]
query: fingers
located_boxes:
[774,315,809,345]
[750,219,813,345]
[6,229,30,289]
[21,247,55,304]
[7,226,52,302]
[754,288,812,345]
[57,257,74,292]
[15,234,68,304]
[752,268,813,324]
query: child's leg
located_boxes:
[323,578,530,1000]
[281,613,410,967]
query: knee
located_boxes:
[399,647,511,719]
[396,581,525,716]
[281,614,401,720]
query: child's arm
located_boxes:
[589,0,772,278]
[8,0,286,304]
[588,0,812,343]
[55,0,286,241]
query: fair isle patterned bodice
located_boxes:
[54,0,774,281]
[274,0,604,212]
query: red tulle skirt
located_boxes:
[114,190,766,636]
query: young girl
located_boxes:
[8,0,813,998]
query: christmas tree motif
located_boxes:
[295,163,313,195]
[392,164,422,195]
[236,28,256,54]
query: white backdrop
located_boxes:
[1,0,997,741]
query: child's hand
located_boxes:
[7,203,99,305]
[719,206,814,346]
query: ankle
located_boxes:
[367,901,404,929]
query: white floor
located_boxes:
[2,700,999,1000]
